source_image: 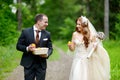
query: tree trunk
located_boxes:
[17,0,22,31]
[104,0,109,39]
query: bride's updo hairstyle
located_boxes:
[76,16,90,48]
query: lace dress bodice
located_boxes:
[73,39,92,59]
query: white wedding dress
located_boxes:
[69,37,110,80]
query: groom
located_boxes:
[16,14,53,80]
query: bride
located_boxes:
[68,16,110,80]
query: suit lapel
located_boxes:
[29,27,35,43]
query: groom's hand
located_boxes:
[28,44,36,52]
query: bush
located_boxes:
[0,4,18,46]
[59,17,75,41]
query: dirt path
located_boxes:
[6,47,73,80]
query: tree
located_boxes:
[0,1,17,46]
[17,0,22,30]
[104,0,109,39]
[109,0,120,40]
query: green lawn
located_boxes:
[0,44,22,80]
[54,40,120,80]
[0,42,60,80]
[103,40,120,80]
[0,40,120,80]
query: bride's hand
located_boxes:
[68,41,75,51]
[68,41,73,47]
[68,41,72,45]
[97,32,105,40]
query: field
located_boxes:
[0,40,120,80]
[54,40,120,80]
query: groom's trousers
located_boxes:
[24,61,46,80]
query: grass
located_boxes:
[48,45,60,61]
[53,40,120,80]
[0,44,22,80]
[103,40,120,80]
[53,40,68,52]
[0,42,60,80]
[0,40,120,80]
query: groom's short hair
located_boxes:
[34,14,47,23]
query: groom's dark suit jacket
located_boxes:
[16,27,53,69]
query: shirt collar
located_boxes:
[33,25,42,31]
[33,25,38,31]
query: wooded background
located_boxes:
[0,0,120,46]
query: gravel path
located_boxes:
[6,47,73,80]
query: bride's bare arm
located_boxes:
[68,42,75,51]
[68,32,76,51]
[91,36,100,51]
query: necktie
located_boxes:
[35,30,40,44]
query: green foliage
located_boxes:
[109,0,120,40]
[103,40,120,80]
[48,46,60,61]
[0,0,12,6]
[0,44,22,80]
[59,17,75,40]
[53,40,68,52]
[55,40,120,80]
[0,3,18,46]
[1,0,119,42]
[0,42,60,80]
[39,0,80,39]
[110,14,120,40]
[21,3,34,28]
[6,0,118,40]
[0,0,120,79]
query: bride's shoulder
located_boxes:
[72,31,78,36]
[72,31,82,37]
